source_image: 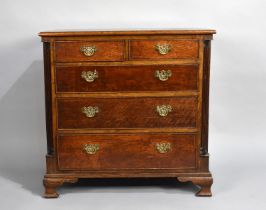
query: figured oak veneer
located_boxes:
[57,134,197,170]
[56,41,125,62]
[129,40,199,60]
[56,65,198,92]
[57,97,197,129]
[39,29,215,198]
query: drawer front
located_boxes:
[55,41,125,62]
[57,134,197,170]
[129,40,199,60]
[56,65,198,92]
[57,97,197,129]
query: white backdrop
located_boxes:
[0,0,266,209]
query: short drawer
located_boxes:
[129,40,199,60]
[56,65,198,92]
[55,41,125,62]
[57,97,197,129]
[57,134,197,170]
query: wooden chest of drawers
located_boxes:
[39,29,215,198]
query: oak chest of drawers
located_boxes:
[39,29,216,198]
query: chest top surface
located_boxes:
[39,29,216,36]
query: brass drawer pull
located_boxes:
[155,70,172,81]
[82,106,99,118]
[81,70,98,83]
[156,142,171,153]
[80,46,97,57]
[156,105,172,117]
[155,43,171,55]
[84,144,99,154]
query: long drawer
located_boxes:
[57,134,197,170]
[57,97,198,129]
[56,65,198,92]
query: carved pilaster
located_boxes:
[201,40,211,157]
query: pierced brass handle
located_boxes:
[84,144,99,154]
[155,44,171,55]
[155,70,172,81]
[80,46,97,57]
[82,106,99,118]
[81,70,98,83]
[156,142,171,153]
[156,105,172,117]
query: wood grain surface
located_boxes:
[56,65,198,92]
[57,133,197,170]
[129,40,199,60]
[57,97,197,129]
[55,41,125,62]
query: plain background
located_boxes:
[0,0,266,209]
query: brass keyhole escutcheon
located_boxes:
[81,70,98,83]
[80,46,97,57]
[155,70,172,81]
[82,106,99,118]
[84,144,99,154]
[156,105,172,117]
[155,142,171,153]
[155,43,171,55]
